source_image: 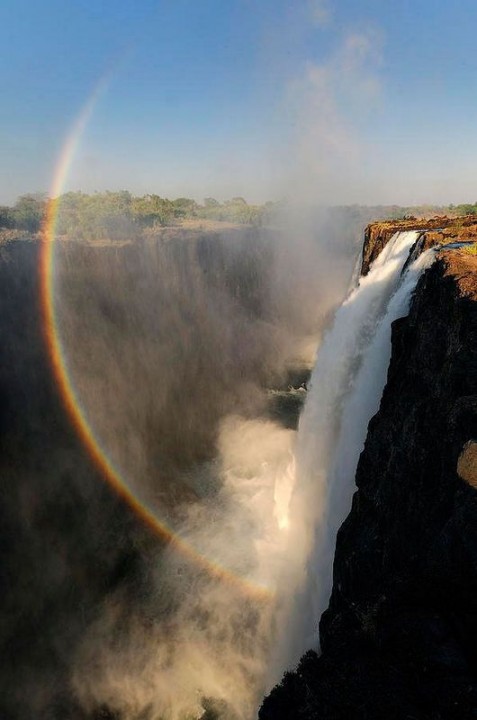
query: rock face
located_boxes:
[261,243,477,718]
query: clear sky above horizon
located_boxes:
[2,0,477,206]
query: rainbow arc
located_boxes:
[40,78,273,601]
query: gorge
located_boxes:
[0,214,476,719]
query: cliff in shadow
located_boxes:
[260,229,477,719]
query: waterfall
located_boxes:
[276,230,433,669]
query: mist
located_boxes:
[48,214,360,719]
[0,199,371,719]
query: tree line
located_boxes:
[0,192,276,240]
[3,192,477,242]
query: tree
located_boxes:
[0,206,14,228]
[172,197,198,218]
[12,194,47,232]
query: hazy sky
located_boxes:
[2,0,477,205]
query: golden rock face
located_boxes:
[457,441,477,488]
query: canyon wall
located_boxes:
[261,228,477,719]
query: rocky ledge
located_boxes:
[361,215,477,275]
[261,237,477,718]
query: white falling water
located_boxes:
[273,230,434,671]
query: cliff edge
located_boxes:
[361,215,477,275]
[261,229,477,719]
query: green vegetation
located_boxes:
[3,191,477,243]
[449,203,477,216]
[463,242,477,255]
[0,191,276,241]
[0,193,47,233]
[359,201,477,221]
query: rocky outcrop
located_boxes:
[458,441,477,488]
[261,245,477,719]
[361,215,477,275]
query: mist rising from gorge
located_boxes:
[52,215,360,719]
[0,206,368,719]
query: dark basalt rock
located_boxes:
[260,251,477,719]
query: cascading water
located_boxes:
[272,230,434,673]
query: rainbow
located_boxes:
[39,81,272,601]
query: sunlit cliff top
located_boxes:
[362,215,477,276]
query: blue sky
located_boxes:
[2,0,477,205]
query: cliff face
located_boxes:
[261,240,477,718]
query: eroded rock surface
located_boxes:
[458,441,477,488]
